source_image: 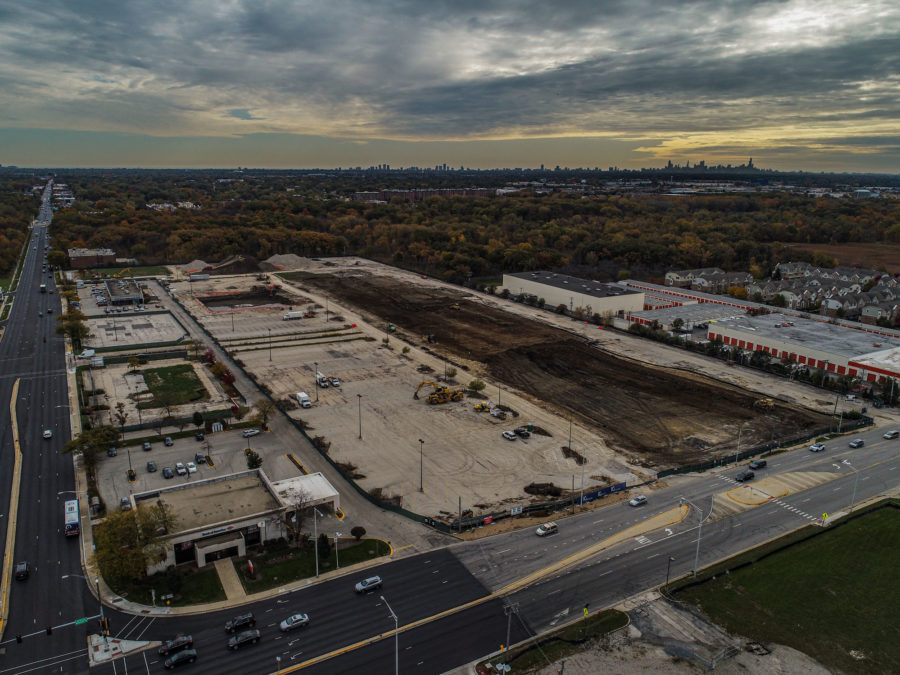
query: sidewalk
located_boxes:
[214,559,245,601]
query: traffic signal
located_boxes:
[46,625,52,635]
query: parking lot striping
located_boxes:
[497,548,511,554]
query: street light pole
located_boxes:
[843,459,860,511]
[314,361,318,402]
[335,532,341,569]
[680,496,713,578]
[313,508,322,578]
[268,328,272,361]
[736,423,752,465]
[381,595,399,675]
[357,393,363,439]
[419,439,424,492]
[665,555,675,591]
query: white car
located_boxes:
[501,430,518,441]
[330,377,341,387]
[279,613,310,632]
[629,495,648,507]
[186,461,198,473]
[242,429,261,438]
[42,429,53,439]
[354,575,382,593]
[883,430,899,439]
[175,462,187,475]
[535,522,558,536]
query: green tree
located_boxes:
[252,399,276,429]
[94,502,178,583]
[128,357,141,372]
[192,411,204,430]
[63,426,119,471]
[245,447,263,469]
[350,526,366,541]
[468,379,486,393]
[114,402,128,439]
[317,532,331,560]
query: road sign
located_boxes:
[74,617,88,625]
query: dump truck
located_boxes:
[283,311,305,320]
[316,371,329,388]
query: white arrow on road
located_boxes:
[665,528,673,536]
[291,651,304,660]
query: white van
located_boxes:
[296,392,312,408]
[535,522,558,537]
[77,349,96,359]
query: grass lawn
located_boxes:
[109,565,226,606]
[675,506,899,674]
[139,363,208,408]
[237,539,391,593]
[86,265,170,277]
[0,275,11,293]
[483,610,629,672]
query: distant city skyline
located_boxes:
[1,1,898,173]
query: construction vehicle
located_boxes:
[114,268,132,278]
[474,401,493,412]
[754,398,775,410]
[422,334,437,343]
[414,381,464,404]
[316,371,329,388]
[449,304,461,311]
[387,324,397,333]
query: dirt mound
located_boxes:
[289,271,831,467]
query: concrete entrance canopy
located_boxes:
[270,472,340,514]
[195,531,245,566]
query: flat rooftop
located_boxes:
[632,303,748,325]
[850,347,900,378]
[507,271,640,298]
[711,313,900,359]
[148,474,280,533]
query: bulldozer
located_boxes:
[754,397,775,410]
[449,303,461,311]
[414,381,464,404]
[474,401,494,412]
[421,334,437,343]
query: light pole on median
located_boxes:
[680,496,713,578]
[313,508,323,578]
[842,459,860,511]
[665,555,675,591]
[61,574,108,649]
[335,532,342,570]
[736,422,753,466]
[381,595,399,675]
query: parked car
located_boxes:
[354,576,383,593]
[162,467,175,479]
[225,612,256,633]
[147,460,158,472]
[501,430,518,441]
[42,429,53,439]
[748,459,767,470]
[186,462,198,474]
[175,462,187,476]
[120,497,132,511]
[194,452,206,464]
[194,432,205,442]
[883,430,899,439]
[628,495,648,507]
[107,446,117,457]
[227,629,260,650]
[848,438,865,448]
[330,377,341,387]
[279,613,310,632]
[735,470,755,482]
[142,441,152,451]
[14,561,29,580]
[164,436,174,446]
[809,442,826,452]
[514,427,531,438]
[164,649,197,669]
[535,522,558,536]
[158,634,193,656]
[242,429,260,438]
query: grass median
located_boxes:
[674,504,899,674]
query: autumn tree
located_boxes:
[251,399,276,430]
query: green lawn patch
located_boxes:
[87,265,169,277]
[237,539,391,593]
[138,363,208,408]
[109,565,226,607]
[482,609,629,672]
[674,506,899,674]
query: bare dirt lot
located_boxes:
[283,271,830,467]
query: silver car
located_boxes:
[279,613,310,632]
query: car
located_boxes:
[107,446,117,457]
[225,613,256,633]
[748,459,767,470]
[14,561,30,580]
[175,462,187,476]
[330,377,341,387]
[164,436,174,446]
[501,430,518,441]
[186,461,198,474]
[142,441,152,451]
[735,470,755,482]
[194,452,206,464]
[47,307,53,313]
[628,495,648,507]
[120,497,132,511]
[164,648,198,669]
[848,438,865,448]
[162,467,175,479]
[147,460,158,472]
[809,442,826,453]
[227,629,261,650]
[38,311,43,317]
[42,429,53,439]
[242,429,261,438]
[535,522,558,536]
[514,427,531,439]
[158,634,193,656]
[883,430,899,439]
[194,432,205,442]
[354,576,382,593]
[279,613,310,632]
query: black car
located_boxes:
[227,629,260,650]
[14,561,29,580]
[164,436,174,446]
[735,470,755,482]
[159,634,193,656]
[164,648,197,669]
[142,441,152,451]
[748,459,767,470]
[162,467,175,479]
[107,446,117,457]
[195,432,205,441]
[147,460,158,472]
[225,612,256,633]
[514,427,531,439]
[194,452,206,464]
[848,438,865,449]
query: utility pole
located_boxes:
[357,393,363,439]
[419,438,424,492]
[504,602,519,653]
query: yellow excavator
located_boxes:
[114,267,133,278]
[414,381,465,404]
[754,397,775,410]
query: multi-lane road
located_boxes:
[0,186,897,673]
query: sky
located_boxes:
[1,0,898,172]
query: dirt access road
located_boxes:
[282,269,829,468]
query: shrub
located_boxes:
[350,526,366,541]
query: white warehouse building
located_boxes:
[503,271,644,318]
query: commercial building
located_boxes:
[503,271,644,318]
[134,469,340,573]
[105,278,143,305]
[68,247,116,269]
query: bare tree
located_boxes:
[280,486,311,546]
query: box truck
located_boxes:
[296,392,312,408]
[283,311,305,320]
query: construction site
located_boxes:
[166,255,831,520]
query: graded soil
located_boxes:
[283,271,830,467]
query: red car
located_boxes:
[158,634,193,656]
